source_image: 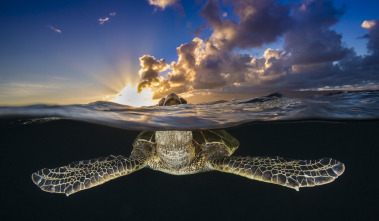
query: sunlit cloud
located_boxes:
[137,0,379,98]
[360,19,379,64]
[361,20,377,30]
[98,17,110,25]
[304,82,379,91]
[98,12,116,25]
[48,25,62,34]
[137,55,169,95]
[148,0,178,10]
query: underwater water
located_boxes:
[0,91,378,220]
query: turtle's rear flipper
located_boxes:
[32,155,146,196]
[209,156,344,191]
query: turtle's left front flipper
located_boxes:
[32,155,147,196]
[209,156,345,191]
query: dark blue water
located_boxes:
[0,91,378,220]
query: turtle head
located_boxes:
[158,93,187,106]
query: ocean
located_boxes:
[0,91,378,220]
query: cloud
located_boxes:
[361,20,379,66]
[137,55,169,93]
[48,25,62,34]
[362,20,377,30]
[98,17,110,25]
[148,0,178,10]
[98,12,116,25]
[284,0,349,65]
[201,0,293,50]
[137,0,379,98]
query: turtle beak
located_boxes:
[159,93,187,106]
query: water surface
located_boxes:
[1,90,378,130]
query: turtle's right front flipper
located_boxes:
[32,154,147,196]
[209,156,345,191]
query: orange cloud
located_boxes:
[48,25,62,34]
[137,55,169,95]
[148,0,178,10]
[98,12,116,25]
[361,20,377,30]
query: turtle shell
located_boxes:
[192,130,239,155]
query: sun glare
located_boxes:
[111,85,156,107]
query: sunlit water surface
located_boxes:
[1,90,378,129]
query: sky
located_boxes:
[0,0,378,106]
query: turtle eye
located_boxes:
[180,98,187,104]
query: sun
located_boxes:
[111,85,157,107]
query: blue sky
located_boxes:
[0,0,378,105]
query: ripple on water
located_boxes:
[1,91,379,130]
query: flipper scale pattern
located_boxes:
[32,155,146,196]
[210,156,344,190]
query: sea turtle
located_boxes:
[32,93,345,196]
